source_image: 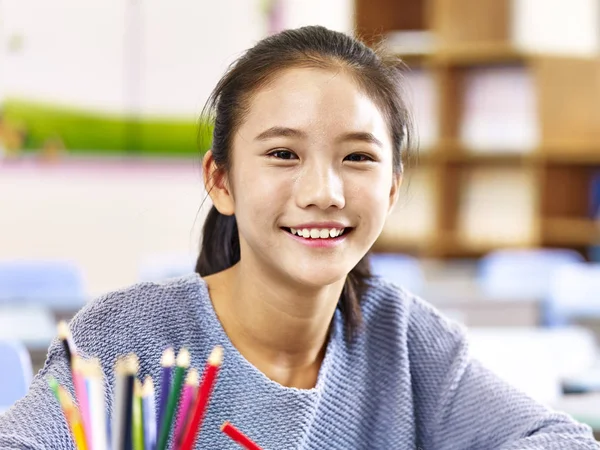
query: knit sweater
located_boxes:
[0,274,598,449]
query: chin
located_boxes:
[287,267,349,289]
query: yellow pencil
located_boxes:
[57,385,88,450]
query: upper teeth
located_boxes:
[290,228,345,239]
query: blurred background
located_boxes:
[2,0,600,437]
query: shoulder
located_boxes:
[67,273,207,360]
[360,276,467,351]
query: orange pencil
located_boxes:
[57,385,88,450]
[179,346,223,450]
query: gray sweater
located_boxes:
[0,274,598,449]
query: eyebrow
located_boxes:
[336,131,383,148]
[254,127,307,141]
[254,127,383,148]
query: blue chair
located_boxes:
[0,305,58,351]
[0,259,87,310]
[369,253,424,294]
[546,262,600,327]
[0,341,33,411]
[477,248,584,300]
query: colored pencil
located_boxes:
[57,385,88,450]
[47,376,61,402]
[132,379,145,450]
[157,348,174,440]
[179,346,223,450]
[173,368,199,448]
[142,377,157,450]
[58,321,77,368]
[221,422,263,450]
[156,348,190,450]
[112,355,139,450]
[86,358,109,450]
[72,356,92,450]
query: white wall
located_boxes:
[0,0,354,116]
[0,0,266,115]
[0,160,209,297]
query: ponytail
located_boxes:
[195,206,240,276]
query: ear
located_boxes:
[202,150,235,216]
[387,172,402,215]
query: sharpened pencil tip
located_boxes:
[176,348,191,368]
[208,345,224,366]
[57,321,70,340]
[186,368,199,386]
[161,347,175,367]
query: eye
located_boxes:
[344,153,374,162]
[267,149,298,160]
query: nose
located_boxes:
[295,163,345,210]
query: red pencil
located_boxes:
[221,422,263,450]
[179,346,223,450]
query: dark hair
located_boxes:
[195,25,413,337]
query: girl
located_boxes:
[0,25,598,450]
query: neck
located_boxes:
[206,261,344,388]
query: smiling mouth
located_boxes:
[282,227,351,239]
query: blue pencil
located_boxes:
[157,348,174,440]
[142,376,157,450]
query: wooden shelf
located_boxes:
[433,43,528,66]
[413,146,536,165]
[543,148,600,165]
[394,43,529,67]
[372,235,436,255]
[355,0,600,259]
[543,218,600,246]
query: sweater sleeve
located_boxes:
[0,338,76,450]
[408,295,600,450]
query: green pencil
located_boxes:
[132,379,145,450]
[156,348,190,450]
[47,376,61,402]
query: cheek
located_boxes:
[346,170,393,219]
[232,165,292,229]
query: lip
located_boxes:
[285,221,349,229]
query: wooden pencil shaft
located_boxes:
[112,365,127,450]
[132,383,145,450]
[142,387,157,450]
[61,340,73,367]
[72,359,92,450]
[221,422,262,450]
[173,383,196,447]
[87,376,109,450]
[58,386,88,450]
[179,364,218,450]
[156,362,187,450]
[157,366,172,439]
[122,374,135,450]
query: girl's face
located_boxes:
[211,67,400,288]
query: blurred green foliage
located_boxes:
[1,99,213,156]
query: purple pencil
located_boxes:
[157,348,174,439]
[173,368,199,447]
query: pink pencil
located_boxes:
[174,368,199,447]
[72,356,92,450]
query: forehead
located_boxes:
[238,67,390,140]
